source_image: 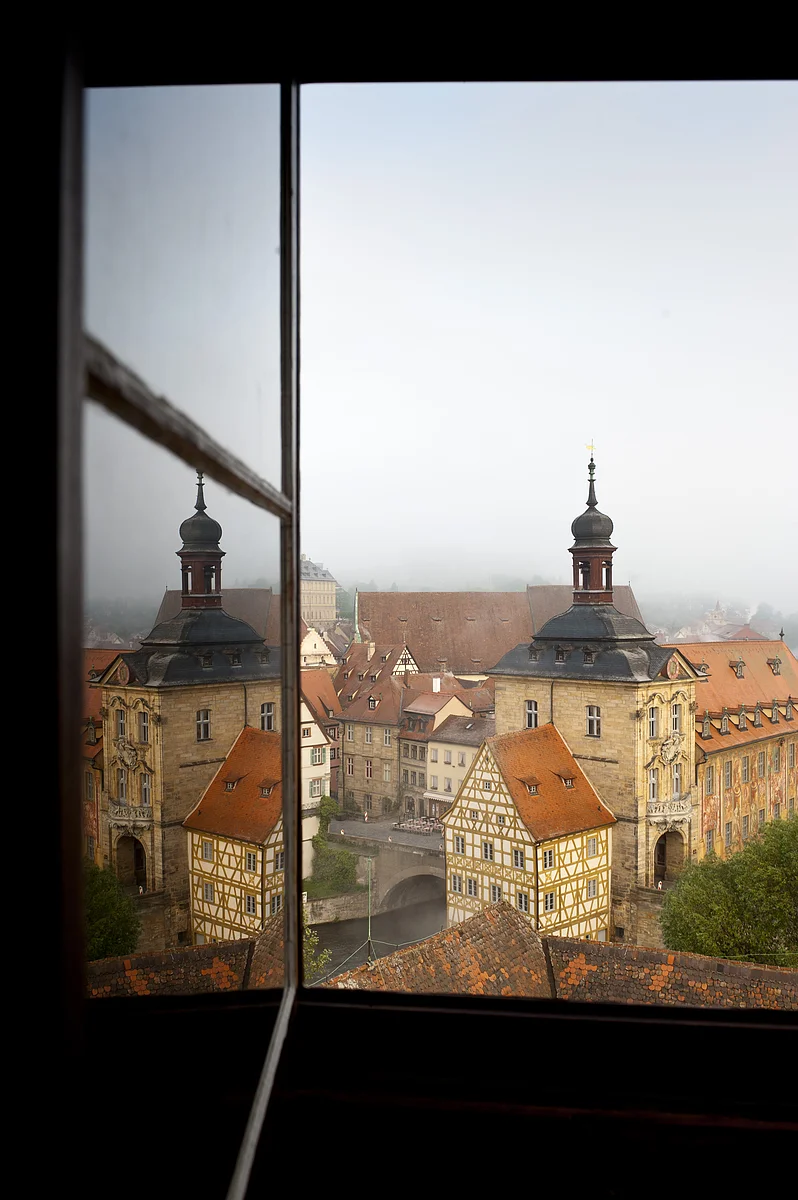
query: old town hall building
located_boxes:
[489,458,703,945]
[92,475,282,949]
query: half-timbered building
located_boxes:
[184,726,285,944]
[443,724,615,940]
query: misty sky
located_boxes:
[84,81,797,615]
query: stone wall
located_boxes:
[304,891,370,925]
[547,938,797,1009]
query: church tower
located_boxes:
[489,457,699,946]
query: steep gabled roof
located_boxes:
[486,723,616,842]
[183,726,282,844]
[301,669,343,726]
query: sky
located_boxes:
[84,81,798,616]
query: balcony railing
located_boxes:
[109,802,153,823]
[646,793,692,822]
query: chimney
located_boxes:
[433,676,441,693]
[438,658,447,673]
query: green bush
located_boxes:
[310,833,358,893]
[84,860,141,960]
[317,795,339,835]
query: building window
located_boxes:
[363,795,372,811]
[774,803,781,820]
[419,747,427,762]
[430,748,438,762]
[196,709,211,741]
[482,842,494,861]
[383,728,391,747]
[759,808,765,828]
[141,773,151,806]
[648,768,659,801]
[742,756,750,783]
[411,745,418,760]
[430,774,438,789]
[203,882,215,903]
[402,769,409,784]
[672,703,682,734]
[672,762,682,797]
[470,810,479,820]
[724,761,732,789]
[368,698,377,710]
[758,751,765,778]
[587,836,597,858]
[419,773,426,787]
[271,894,282,915]
[517,892,529,913]
[774,746,781,771]
[787,701,793,721]
[302,727,311,739]
[543,847,554,869]
[245,895,257,916]
[115,708,126,740]
[458,752,466,767]
[513,849,525,869]
[202,840,213,861]
[444,777,453,792]
[706,766,714,795]
[383,764,391,782]
[343,723,354,742]
[276,851,285,871]
[790,743,795,769]
[648,707,658,739]
[544,891,556,913]
[706,829,714,854]
[365,726,372,744]
[260,702,275,732]
[410,771,417,786]
[720,712,729,735]
[117,768,127,802]
[725,821,732,849]
[497,814,505,825]
[742,815,749,841]
[85,771,94,802]
[454,835,465,854]
[525,700,539,729]
[403,745,410,758]
[365,759,373,779]
[346,757,354,776]
[87,835,95,861]
[583,650,595,665]
[586,878,597,899]
[564,778,574,789]
[451,874,463,894]
[739,709,747,731]
[790,797,795,816]
[309,778,322,798]
[555,647,565,663]
[483,780,492,791]
[443,750,452,765]
[586,705,601,737]
[526,783,538,795]
[246,850,257,872]
[139,710,149,743]
[467,878,478,897]
[491,885,502,903]
[225,781,237,792]
[311,746,326,766]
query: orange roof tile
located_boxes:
[301,669,343,726]
[83,648,126,722]
[486,723,616,842]
[663,640,798,714]
[183,726,282,843]
[695,707,792,757]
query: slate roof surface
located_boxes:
[485,723,616,842]
[329,903,552,997]
[664,640,798,713]
[356,586,644,674]
[183,726,282,844]
[431,715,497,747]
[154,587,281,644]
[114,642,281,689]
[300,559,336,582]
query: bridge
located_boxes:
[325,818,445,912]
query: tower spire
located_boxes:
[570,454,616,606]
[195,470,207,513]
[587,455,598,509]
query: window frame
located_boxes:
[57,67,792,1198]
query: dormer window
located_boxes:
[381,655,388,663]
[771,701,779,724]
[730,659,744,678]
[368,697,377,709]
[343,671,350,679]
[348,693,355,702]
[720,710,730,735]
[224,781,236,791]
[260,785,273,797]
[201,653,213,669]
[229,651,241,667]
[358,673,365,681]
[526,783,538,795]
[738,708,748,731]
[529,648,540,663]
[370,674,378,682]
[555,647,566,664]
[563,777,574,789]
[768,657,782,676]
[583,649,595,665]
[753,705,762,728]
[257,650,270,665]
[702,712,712,739]
[786,699,793,720]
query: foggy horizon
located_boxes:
[84,81,797,617]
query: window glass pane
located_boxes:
[86,85,281,483]
[82,407,286,995]
[301,80,796,1003]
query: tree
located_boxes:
[660,819,798,967]
[317,794,339,836]
[84,860,141,960]
[303,916,332,984]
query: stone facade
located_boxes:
[341,718,399,815]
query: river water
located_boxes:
[312,896,447,982]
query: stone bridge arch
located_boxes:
[376,866,445,914]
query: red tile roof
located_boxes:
[301,669,343,727]
[329,903,552,997]
[663,640,798,714]
[356,586,644,674]
[485,723,616,842]
[183,726,282,843]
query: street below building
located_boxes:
[311,895,446,983]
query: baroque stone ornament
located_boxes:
[659,733,684,766]
[666,656,679,680]
[116,737,139,770]
[116,661,130,685]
